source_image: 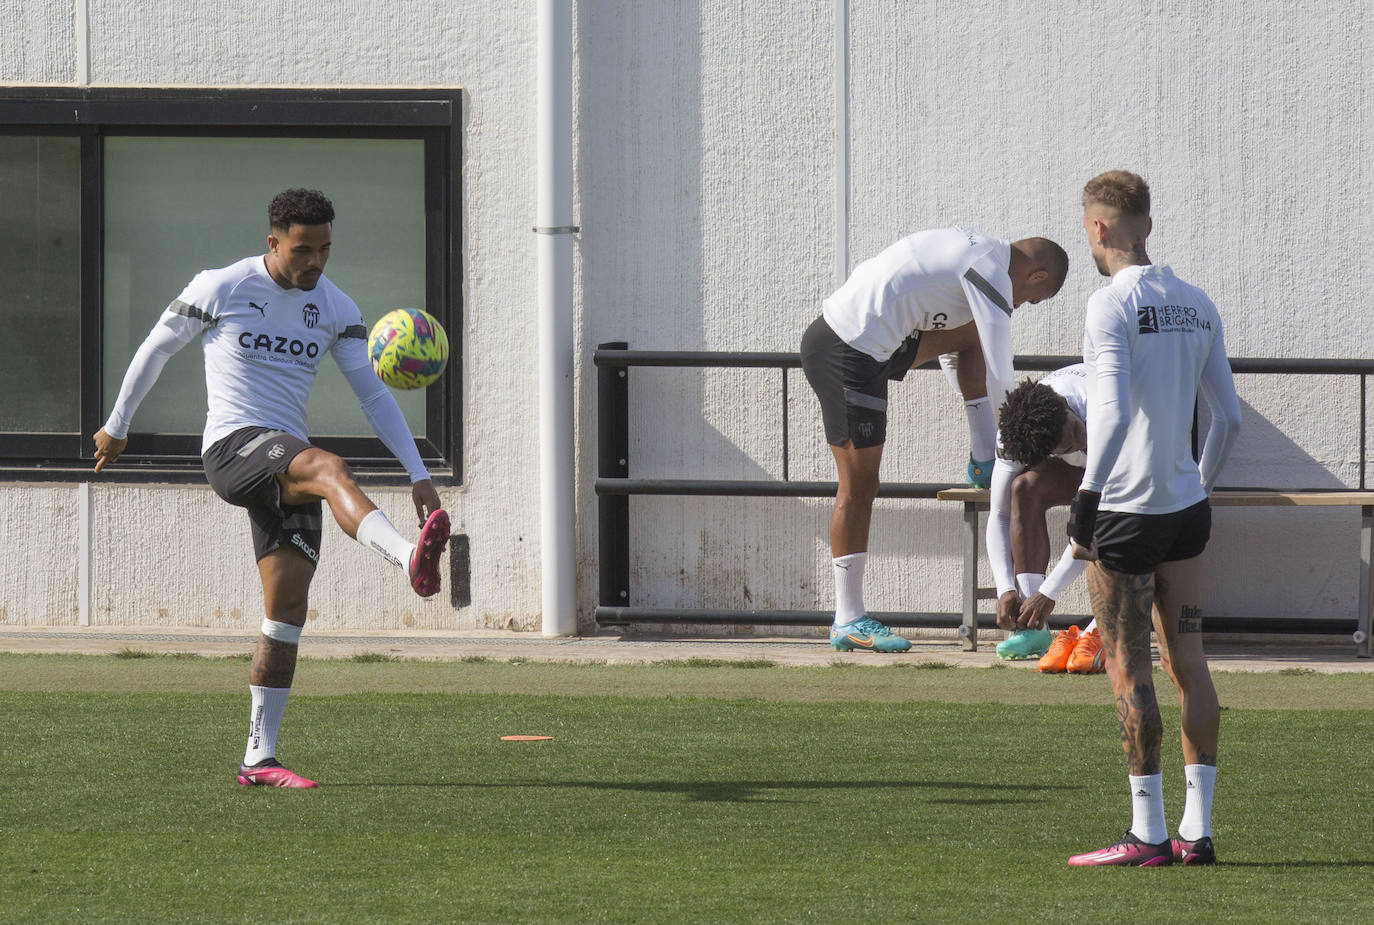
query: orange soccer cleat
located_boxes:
[1067,627,1106,674]
[1037,625,1080,673]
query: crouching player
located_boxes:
[989,366,1104,672]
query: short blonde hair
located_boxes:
[1082,170,1150,218]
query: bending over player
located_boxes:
[92,189,450,789]
[1064,171,1241,867]
[801,227,1068,651]
[990,366,1104,672]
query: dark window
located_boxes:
[0,88,462,483]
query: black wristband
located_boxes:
[1067,490,1101,547]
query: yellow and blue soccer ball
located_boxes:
[368,308,449,390]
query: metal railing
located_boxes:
[594,343,1374,633]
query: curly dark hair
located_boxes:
[268,188,335,232]
[998,377,1069,468]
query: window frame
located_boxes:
[0,87,462,484]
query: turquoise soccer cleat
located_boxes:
[830,617,912,653]
[995,627,1053,660]
[966,455,993,489]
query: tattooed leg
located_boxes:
[1088,561,1164,775]
[251,635,300,688]
[250,547,314,687]
[1153,555,1219,766]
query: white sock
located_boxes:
[1085,618,1097,633]
[965,398,996,461]
[355,509,417,571]
[833,552,867,625]
[244,685,291,766]
[1128,773,1168,844]
[1178,764,1217,840]
[1015,572,1045,599]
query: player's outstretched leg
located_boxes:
[356,506,450,598]
[283,448,451,598]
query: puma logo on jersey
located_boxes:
[250,301,268,316]
[237,331,321,358]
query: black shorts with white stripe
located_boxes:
[800,315,914,449]
[202,426,323,565]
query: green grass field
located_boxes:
[2,653,1372,923]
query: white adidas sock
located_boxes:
[1128,773,1168,845]
[965,398,996,461]
[833,552,867,625]
[1015,572,1045,599]
[355,509,417,571]
[244,685,291,766]
[1177,764,1217,840]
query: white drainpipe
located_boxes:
[536,0,577,636]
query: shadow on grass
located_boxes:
[324,778,1080,803]
[1219,860,1374,868]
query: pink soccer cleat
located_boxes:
[409,509,450,598]
[1171,835,1217,866]
[236,758,318,789]
[1067,831,1173,867]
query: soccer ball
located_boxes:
[368,308,449,390]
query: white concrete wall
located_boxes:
[3,0,1372,632]
[572,0,1374,630]
[0,0,542,630]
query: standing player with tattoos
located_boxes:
[92,189,450,789]
[1064,172,1242,866]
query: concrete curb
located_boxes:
[0,626,1368,673]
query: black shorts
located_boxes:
[202,426,322,566]
[800,316,914,448]
[1094,499,1211,575]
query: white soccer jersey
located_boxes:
[987,364,1091,597]
[104,255,430,481]
[1081,264,1241,514]
[822,227,1017,409]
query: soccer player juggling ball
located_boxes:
[800,227,1068,652]
[92,189,451,789]
[1064,172,1241,867]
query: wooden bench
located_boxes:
[936,487,1374,658]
